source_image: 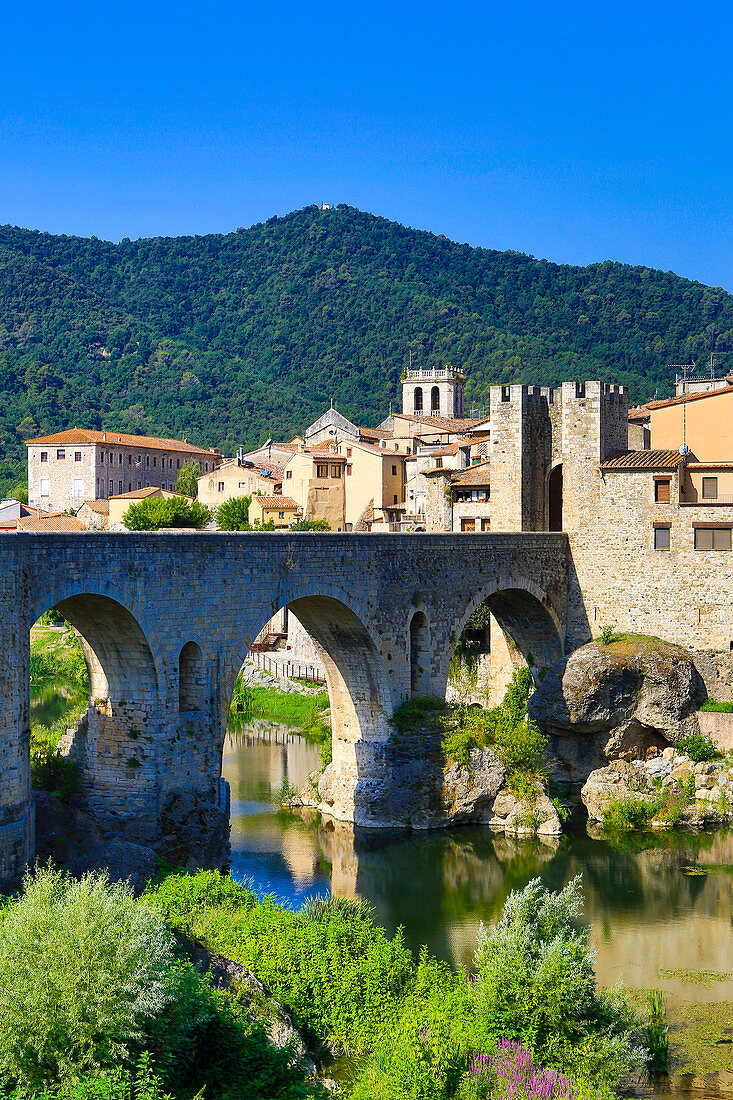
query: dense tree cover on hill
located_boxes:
[1,203,732,495]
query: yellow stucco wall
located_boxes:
[650,388,733,461]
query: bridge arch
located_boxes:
[28,590,161,813]
[226,586,394,824]
[439,579,564,703]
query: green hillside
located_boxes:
[1,203,732,495]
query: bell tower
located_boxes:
[401,366,466,418]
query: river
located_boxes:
[224,722,733,1007]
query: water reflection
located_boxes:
[223,725,733,1003]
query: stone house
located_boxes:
[77,499,110,530]
[27,430,222,514]
[336,438,408,530]
[197,457,283,507]
[249,495,302,528]
[281,447,347,530]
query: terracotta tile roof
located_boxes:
[686,461,733,469]
[253,496,301,509]
[452,461,491,486]
[306,450,347,460]
[430,443,460,456]
[346,440,409,456]
[109,486,161,500]
[358,426,392,441]
[395,414,487,431]
[81,499,110,514]
[628,405,652,420]
[644,383,733,411]
[213,459,284,480]
[601,449,684,470]
[17,513,85,532]
[27,429,221,457]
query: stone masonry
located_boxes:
[0,531,569,887]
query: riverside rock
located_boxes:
[530,636,705,780]
[581,761,657,822]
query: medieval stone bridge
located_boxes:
[0,531,569,885]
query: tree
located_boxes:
[0,866,174,1087]
[174,459,202,499]
[217,495,252,530]
[123,496,212,530]
[289,518,331,531]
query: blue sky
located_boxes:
[2,0,731,289]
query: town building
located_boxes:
[197,453,283,507]
[106,487,192,530]
[26,430,222,514]
[336,437,408,529]
[281,446,347,530]
[249,495,302,528]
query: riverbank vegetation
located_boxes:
[29,624,88,801]
[0,864,646,1100]
[229,674,332,766]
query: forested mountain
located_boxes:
[1,203,732,494]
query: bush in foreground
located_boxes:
[122,497,212,530]
[0,867,174,1088]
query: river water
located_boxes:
[224,722,733,1008]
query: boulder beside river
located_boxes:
[529,635,705,782]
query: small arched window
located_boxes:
[179,641,205,711]
[414,387,423,413]
[431,386,440,414]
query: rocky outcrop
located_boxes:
[292,740,561,835]
[187,942,316,1073]
[582,747,733,827]
[530,637,705,782]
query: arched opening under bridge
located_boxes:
[28,592,160,816]
[446,586,563,709]
[225,593,392,827]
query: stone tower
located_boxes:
[560,382,629,533]
[401,366,465,418]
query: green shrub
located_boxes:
[216,495,252,530]
[289,519,331,531]
[599,624,616,645]
[676,731,724,762]
[0,867,174,1089]
[391,696,448,734]
[699,698,733,713]
[472,876,641,1087]
[602,795,657,830]
[122,497,212,530]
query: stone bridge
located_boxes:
[0,531,569,886]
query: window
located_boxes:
[695,527,732,550]
[654,527,670,550]
[74,451,82,463]
[108,480,113,495]
[347,464,353,476]
[461,518,476,532]
[205,463,209,473]
[137,481,142,490]
[431,385,440,414]
[177,459,181,469]
[146,456,150,467]
[118,481,123,494]
[278,511,285,519]
[331,465,342,478]
[655,479,670,503]
[73,479,84,499]
[346,448,352,457]
[286,470,293,479]
[501,386,510,402]
[414,387,423,413]
[128,482,132,492]
[435,457,443,468]
[391,465,397,476]
[118,453,123,465]
[316,463,329,478]
[127,455,132,465]
[238,481,246,488]
[218,482,225,492]
[481,519,490,531]
[703,477,718,500]
[153,457,157,467]
[393,494,398,504]
[40,451,48,463]
[40,477,50,497]
[56,449,65,460]
[136,454,141,464]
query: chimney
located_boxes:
[102,431,106,442]
[237,447,244,466]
